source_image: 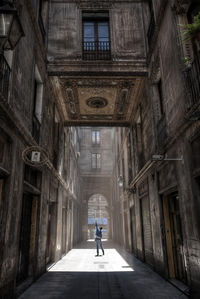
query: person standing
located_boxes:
[95,222,104,256]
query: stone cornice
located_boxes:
[50,0,145,3]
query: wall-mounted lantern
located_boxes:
[118,175,123,187]
[0,3,24,50]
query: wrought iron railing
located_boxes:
[0,54,11,100]
[147,13,156,45]
[32,115,40,143]
[157,114,167,148]
[82,41,111,60]
[183,53,200,110]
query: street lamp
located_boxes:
[0,3,24,50]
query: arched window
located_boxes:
[88,194,109,239]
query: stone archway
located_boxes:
[88,194,109,240]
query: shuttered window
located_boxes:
[92,153,101,169]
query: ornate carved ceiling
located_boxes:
[53,76,144,126]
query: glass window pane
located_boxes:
[84,23,95,40]
[92,154,96,168]
[0,14,13,36]
[84,22,95,50]
[98,23,109,38]
[97,154,101,168]
[92,131,96,144]
[96,131,100,144]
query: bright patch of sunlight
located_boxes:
[48,248,134,272]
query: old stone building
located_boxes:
[111,1,200,297]
[0,0,200,298]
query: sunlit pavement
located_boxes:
[19,240,188,299]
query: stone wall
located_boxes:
[112,1,200,297]
[48,0,146,61]
[0,1,81,297]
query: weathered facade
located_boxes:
[0,1,81,297]
[47,0,147,126]
[111,1,200,298]
[0,0,200,298]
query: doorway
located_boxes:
[130,206,137,254]
[46,203,57,264]
[162,193,186,283]
[62,208,67,255]
[17,194,38,283]
[88,194,109,239]
[140,195,154,268]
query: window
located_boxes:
[92,130,100,145]
[147,0,155,44]
[157,79,164,116]
[38,0,47,42]
[82,12,111,60]
[32,66,44,143]
[0,53,11,100]
[92,153,101,169]
[53,106,59,169]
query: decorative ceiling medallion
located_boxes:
[86,97,108,109]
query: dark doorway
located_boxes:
[46,203,57,264]
[17,194,38,283]
[141,195,154,268]
[130,206,137,254]
[162,193,186,283]
[62,208,67,255]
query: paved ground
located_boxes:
[19,240,188,299]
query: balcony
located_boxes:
[0,54,11,100]
[82,41,111,61]
[183,53,200,110]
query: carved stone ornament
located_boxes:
[86,97,108,109]
[78,0,112,9]
[171,0,191,14]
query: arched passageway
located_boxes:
[88,194,109,239]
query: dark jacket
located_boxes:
[95,223,102,239]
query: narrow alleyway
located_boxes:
[19,241,188,299]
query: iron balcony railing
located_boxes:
[183,53,200,110]
[0,54,11,100]
[147,13,156,45]
[82,41,111,60]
